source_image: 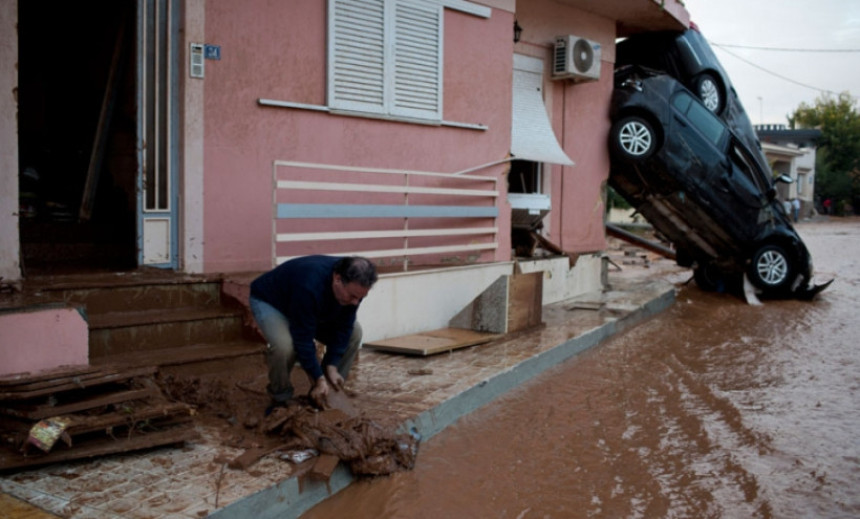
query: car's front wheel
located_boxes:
[611,116,656,160]
[694,72,723,114]
[748,244,795,295]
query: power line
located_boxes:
[712,43,860,53]
[710,42,840,96]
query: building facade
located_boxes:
[0,0,689,375]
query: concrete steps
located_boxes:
[23,269,265,370]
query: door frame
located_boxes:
[136,0,180,268]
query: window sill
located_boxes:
[257,98,488,131]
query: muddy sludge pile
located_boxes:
[261,399,420,478]
[157,373,421,481]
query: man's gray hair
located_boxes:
[334,256,378,288]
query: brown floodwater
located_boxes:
[304,218,860,519]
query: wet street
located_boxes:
[305,217,859,519]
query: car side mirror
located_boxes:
[775,174,794,184]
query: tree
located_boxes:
[792,92,860,214]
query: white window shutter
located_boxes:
[328,0,386,114]
[390,0,443,121]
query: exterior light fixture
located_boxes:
[514,19,522,43]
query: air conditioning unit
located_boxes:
[552,35,601,81]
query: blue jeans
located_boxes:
[249,296,362,402]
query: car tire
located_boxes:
[694,72,723,114]
[611,116,656,160]
[748,244,795,295]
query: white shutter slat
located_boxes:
[329,0,386,112]
[391,0,442,120]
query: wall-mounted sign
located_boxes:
[204,44,221,60]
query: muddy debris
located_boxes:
[158,373,420,478]
[263,398,420,477]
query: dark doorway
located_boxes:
[18,0,138,274]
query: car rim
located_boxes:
[619,121,652,156]
[699,79,720,112]
[756,249,788,285]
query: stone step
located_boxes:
[87,306,249,358]
[91,341,265,370]
[25,271,226,314]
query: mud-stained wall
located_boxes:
[0,0,20,283]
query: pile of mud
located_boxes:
[158,373,419,477]
[263,400,420,476]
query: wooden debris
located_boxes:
[0,365,197,472]
[365,328,501,356]
[228,444,287,471]
[309,453,340,482]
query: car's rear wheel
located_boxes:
[694,72,723,113]
[612,116,656,160]
[748,244,795,295]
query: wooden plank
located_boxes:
[0,492,59,519]
[0,365,101,387]
[1,387,159,420]
[309,453,340,482]
[364,328,501,356]
[0,426,198,471]
[64,402,193,436]
[227,443,292,471]
[78,9,128,222]
[0,366,157,400]
[507,272,543,333]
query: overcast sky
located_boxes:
[682,0,860,126]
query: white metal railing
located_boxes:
[272,161,500,269]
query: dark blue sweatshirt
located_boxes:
[249,255,357,380]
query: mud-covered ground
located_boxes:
[304,217,860,518]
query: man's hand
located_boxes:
[324,364,345,391]
[309,377,330,409]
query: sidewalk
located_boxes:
[0,253,685,519]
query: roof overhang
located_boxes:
[553,0,690,37]
[762,142,806,158]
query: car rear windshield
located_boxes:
[671,92,725,146]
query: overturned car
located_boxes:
[608,68,830,299]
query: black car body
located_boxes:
[615,25,764,165]
[608,69,827,299]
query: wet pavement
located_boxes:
[0,232,679,518]
[303,217,860,518]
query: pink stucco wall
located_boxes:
[516,0,616,255]
[0,307,89,376]
[200,1,512,273]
